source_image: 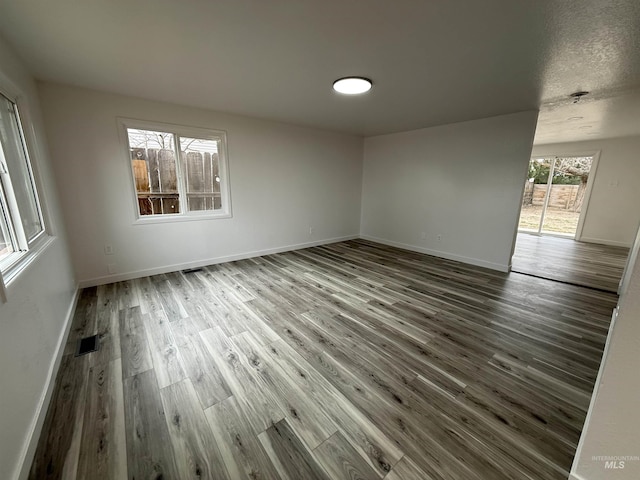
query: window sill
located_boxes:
[2,234,55,288]
[133,211,233,225]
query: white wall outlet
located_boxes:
[309,227,314,236]
[104,244,114,255]
[107,263,116,274]
[420,231,427,240]
[437,234,442,242]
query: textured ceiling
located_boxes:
[535,89,640,145]
[1,0,640,139]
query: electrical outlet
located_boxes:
[107,263,116,274]
[309,227,314,236]
[420,231,427,240]
[437,234,442,242]
[104,244,114,255]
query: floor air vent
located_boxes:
[182,267,203,274]
[75,335,99,357]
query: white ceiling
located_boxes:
[535,88,640,145]
[1,0,640,140]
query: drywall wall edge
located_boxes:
[16,286,81,480]
[360,235,510,272]
[568,307,619,480]
[78,234,360,287]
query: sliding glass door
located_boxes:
[518,156,594,238]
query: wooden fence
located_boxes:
[131,148,221,215]
[522,182,581,210]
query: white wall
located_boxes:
[360,111,538,271]
[0,38,76,480]
[569,230,640,479]
[532,136,640,247]
[38,83,363,286]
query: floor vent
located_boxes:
[182,267,203,274]
[75,335,99,357]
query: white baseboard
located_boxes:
[78,234,360,288]
[16,286,80,480]
[359,235,510,272]
[580,236,632,248]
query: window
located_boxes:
[120,119,231,221]
[0,92,46,276]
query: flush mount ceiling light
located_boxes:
[332,77,372,95]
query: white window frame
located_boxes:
[118,118,232,224]
[0,83,52,293]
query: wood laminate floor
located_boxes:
[30,240,618,479]
[512,233,629,293]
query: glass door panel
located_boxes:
[518,157,553,232]
[541,156,593,236]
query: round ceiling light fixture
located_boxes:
[332,77,372,95]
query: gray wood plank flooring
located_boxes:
[30,239,618,479]
[512,232,629,292]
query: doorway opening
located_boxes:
[512,153,630,293]
[518,155,594,238]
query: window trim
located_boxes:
[0,80,52,291]
[12,103,47,242]
[117,117,232,224]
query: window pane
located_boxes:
[0,199,14,262]
[127,128,180,215]
[0,95,43,241]
[180,137,221,212]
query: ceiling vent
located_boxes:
[570,91,590,104]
